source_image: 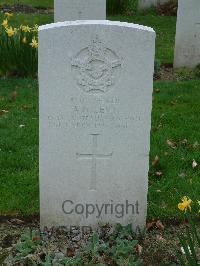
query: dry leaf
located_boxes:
[156,220,164,230]
[155,88,160,93]
[21,105,31,110]
[146,221,156,230]
[170,100,177,106]
[32,236,41,242]
[155,171,163,177]
[166,139,177,149]
[66,247,75,257]
[146,220,164,231]
[152,155,159,167]
[0,110,9,116]
[136,244,143,255]
[178,172,186,178]
[156,235,166,242]
[192,159,198,169]
[9,218,24,225]
[180,139,187,145]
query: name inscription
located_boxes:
[47,96,141,130]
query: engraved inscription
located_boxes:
[70,96,140,129]
[76,134,113,190]
[47,96,141,130]
[71,35,122,94]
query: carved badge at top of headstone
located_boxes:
[71,35,122,94]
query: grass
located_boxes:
[149,81,200,220]
[111,15,176,65]
[0,79,199,219]
[0,79,39,215]
[0,12,176,65]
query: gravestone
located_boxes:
[138,0,169,9]
[174,0,200,68]
[39,20,155,231]
[54,0,106,22]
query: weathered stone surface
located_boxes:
[54,0,106,22]
[39,20,155,231]
[174,0,200,68]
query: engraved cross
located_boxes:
[76,134,113,190]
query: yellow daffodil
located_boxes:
[2,19,8,28]
[22,37,27,44]
[32,24,39,32]
[178,196,192,213]
[5,26,15,37]
[21,25,31,33]
[30,37,38,49]
[5,12,13,18]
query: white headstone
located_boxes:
[54,0,106,22]
[138,0,169,9]
[39,20,155,231]
[174,0,200,68]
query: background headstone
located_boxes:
[39,20,155,231]
[138,0,169,9]
[54,0,106,22]
[174,0,200,68]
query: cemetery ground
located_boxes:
[0,6,200,266]
[1,78,200,219]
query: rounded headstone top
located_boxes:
[39,20,155,34]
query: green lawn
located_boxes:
[0,79,39,215]
[111,15,176,65]
[0,79,199,219]
[0,12,176,65]
[149,81,200,219]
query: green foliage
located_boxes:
[177,217,200,265]
[0,11,177,66]
[77,226,140,265]
[111,238,139,265]
[40,254,83,266]
[0,15,38,77]
[111,223,133,239]
[107,0,138,15]
[9,226,140,265]
[14,230,41,262]
[61,256,83,266]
